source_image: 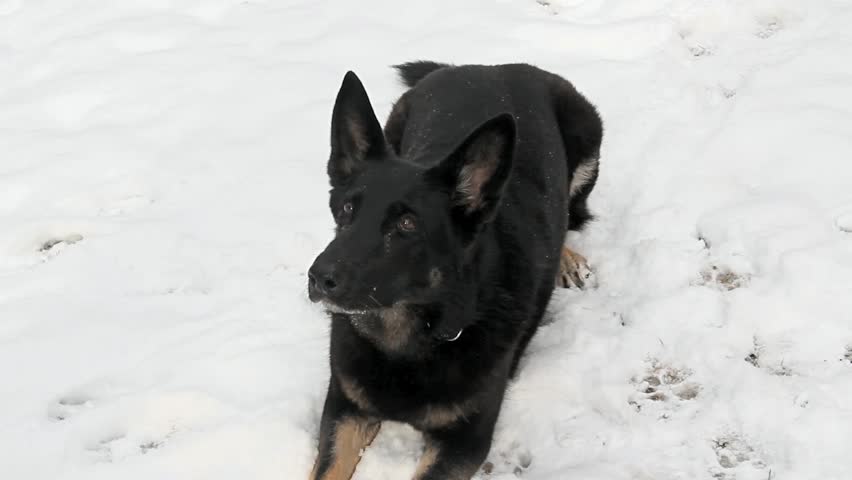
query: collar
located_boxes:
[445,329,463,342]
[427,321,464,342]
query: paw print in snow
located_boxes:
[48,393,94,421]
[39,233,84,259]
[756,17,782,39]
[710,433,769,479]
[699,265,749,291]
[629,359,700,418]
[49,385,179,462]
[836,212,852,233]
[86,431,127,462]
[85,427,176,462]
[481,441,532,477]
[533,0,559,16]
[744,336,793,376]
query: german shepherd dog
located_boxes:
[307,61,602,480]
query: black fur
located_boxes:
[307,62,603,480]
[394,61,451,87]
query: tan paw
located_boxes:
[556,247,596,289]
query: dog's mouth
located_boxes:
[309,284,390,316]
[319,300,372,316]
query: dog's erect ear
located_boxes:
[328,71,386,185]
[429,113,516,226]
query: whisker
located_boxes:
[368,294,382,307]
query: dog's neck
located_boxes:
[338,301,469,358]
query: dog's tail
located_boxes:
[393,61,450,87]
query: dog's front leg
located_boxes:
[412,411,499,480]
[310,379,380,480]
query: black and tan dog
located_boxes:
[307,61,602,480]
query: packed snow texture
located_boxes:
[2,0,852,479]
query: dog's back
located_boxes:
[389,61,602,228]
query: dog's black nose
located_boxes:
[308,262,339,298]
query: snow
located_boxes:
[1,0,851,479]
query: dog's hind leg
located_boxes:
[550,76,603,290]
[558,154,599,289]
[557,156,599,289]
[557,246,596,289]
[558,155,599,289]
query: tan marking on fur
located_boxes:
[560,247,588,268]
[338,374,374,412]
[311,417,380,480]
[412,443,440,480]
[416,399,479,430]
[412,441,478,480]
[457,133,504,210]
[457,163,490,209]
[345,304,416,353]
[419,404,466,429]
[569,158,598,198]
[557,246,593,289]
[379,303,415,351]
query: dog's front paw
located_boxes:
[556,247,596,290]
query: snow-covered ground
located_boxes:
[2,0,852,478]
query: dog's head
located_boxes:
[308,71,515,325]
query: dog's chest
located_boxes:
[336,370,477,431]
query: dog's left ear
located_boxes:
[429,113,516,226]
[328,71,387,186]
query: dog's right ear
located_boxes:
[428,113,516,223]
[328,71,386,186]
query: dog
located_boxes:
[306,61,602,480]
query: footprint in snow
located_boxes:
[835,212,852,233]
[710,433,769,479]
[744,336,793,376]
[86,431,127,463]
[84,429,173,463]
[481,441,532,477]
[48,392,94,422]
[755,17,783,39]
[629,359,701,418]
[79,417,175,462]
[39,233,84,258]
[696,237,752,291]
[533,0,559,16]
[698,264,750,291]
[678,30,715,58]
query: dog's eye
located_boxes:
[397,214,417,233]
[337,202,354,225]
